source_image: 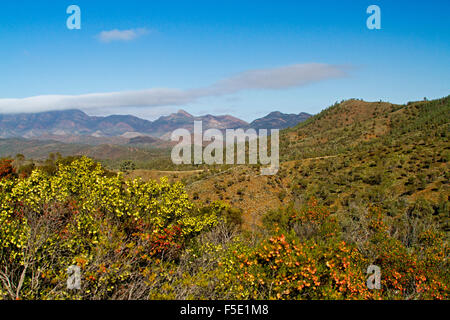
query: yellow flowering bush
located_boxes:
[0,157,218,299]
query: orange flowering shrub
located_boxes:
[370,231,449,299]
[291,198,330,225]
[217,234,372,300]
[363,205,449,300]
[289,197,338,239]
[216,200,449,300]
[366,206,389,233]
[217,201,373,300]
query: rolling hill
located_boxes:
[187,96,450,230]
[0,138,170,163]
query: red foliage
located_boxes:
[134,225,184,259]
[148,225,183,256]
[0,159,16,180]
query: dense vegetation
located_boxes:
[0,96,448,300]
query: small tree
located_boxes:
[120,160,136,172]
[18,163,35,179]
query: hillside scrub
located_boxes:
[0,157,448,300]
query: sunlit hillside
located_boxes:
[1,96,448,300]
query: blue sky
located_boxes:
[0,0,449,121]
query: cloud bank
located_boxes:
[0,63,348,114]
[97,28,149,43]
[211,63,346,93]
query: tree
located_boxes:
[120,160,136,172]
[18,163,35,179]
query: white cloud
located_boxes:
[0,63,349,114]
[0,89,196,114]
[210,63,347,93]
[97,28,149,43]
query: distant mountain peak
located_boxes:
[0,108,311,140]
[248,110,312,130]
[176,109,193,117]
[267,111,284,116]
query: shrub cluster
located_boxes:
[0,157,447,300]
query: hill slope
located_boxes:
[188,97,450,230]
[0,138,169,163]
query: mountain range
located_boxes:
[0,109,311,142]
